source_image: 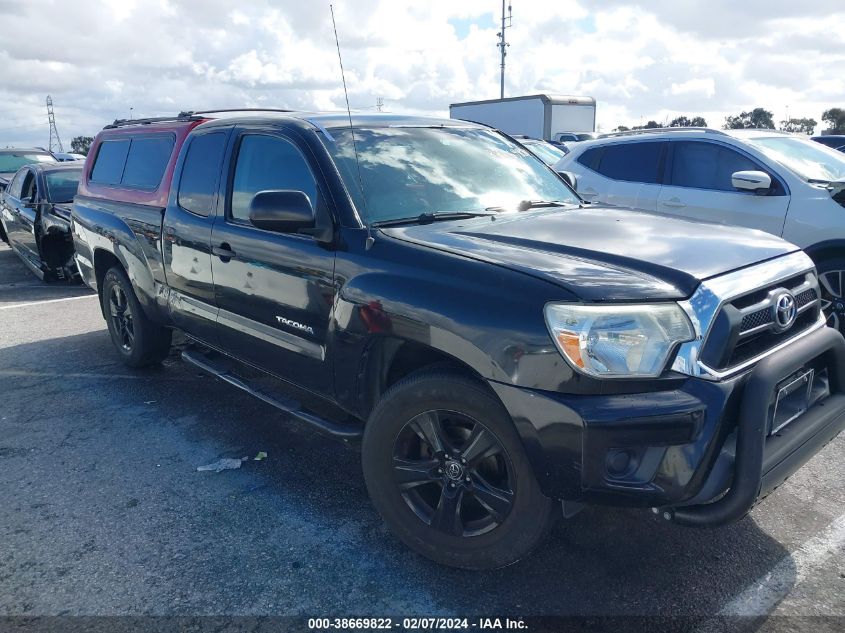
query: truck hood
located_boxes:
[381,206,800,301]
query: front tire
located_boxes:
[101,266,171,368]
[817,257,845,335]
[362,371,555,570]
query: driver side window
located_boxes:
[20,172,37,202]
[8,170,27,199]
[229,134,318,224]
[670,142,759,192]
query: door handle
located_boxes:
[662,198,686,209]
[212,243,236,262]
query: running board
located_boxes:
[181,349,363,441]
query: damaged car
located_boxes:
[0,162,83,281]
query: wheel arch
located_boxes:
[93,248,125,317]
[804,240,845,267]
[357,336,496,420]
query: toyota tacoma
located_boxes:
[71,111,845,569]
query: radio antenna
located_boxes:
[330,4,374,249]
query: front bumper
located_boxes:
[491,326,845,525]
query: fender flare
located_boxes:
[804,240,845,265]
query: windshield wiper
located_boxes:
[371,211,494,228]
[516,199,575,211]
[484,200,577,213]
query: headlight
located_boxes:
[544,303,694,378]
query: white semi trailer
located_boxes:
[449,94,596,141]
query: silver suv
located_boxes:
[555,128,845,333]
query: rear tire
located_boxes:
[362,370,555,570]
[816,257,845,335]
[101,266,171,368]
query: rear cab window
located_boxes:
[90,136,174,189]
[78,118,208,208]
[90,140,130,184]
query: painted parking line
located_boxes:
[719,513,845,616]
[695,513,845,631]
[0,294,97,310]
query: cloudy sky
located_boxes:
[1,0,844,148]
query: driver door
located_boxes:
[16,169,42,262]
[210,128,336,394]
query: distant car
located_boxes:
[0,162,83,281]
[53,152,87,162]
[812,135,845,153]
[555,127,845,333]
[518,138,569,167]
[552,132,596,143]
[0,148,56,193]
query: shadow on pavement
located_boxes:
[0,329,796,619]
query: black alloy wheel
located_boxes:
[362,371,555,569]
[101,266,172,368]
[108,283,135,352]
[393,409,515,537]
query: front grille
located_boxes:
[738,287,817,333]
[699,271,821,372]
[741,307,773,332]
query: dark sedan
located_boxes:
[0,162,82,281]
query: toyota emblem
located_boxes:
[445,461,464,481]
[774,292,797,331]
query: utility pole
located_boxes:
[497,1,513,99]
[46,95,64,153]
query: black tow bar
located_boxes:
[669,325,845,527]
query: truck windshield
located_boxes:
[321,126,580,225]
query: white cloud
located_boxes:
[670,78,716,98]
[0,0,843,148]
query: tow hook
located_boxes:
[652,507,675,522]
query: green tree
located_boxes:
[613,125,630,132]
[669,115,708,127]
[723,108,775,130]
[822,108,845,133]
[632,120,661,130]
[70,136,94,156]
[779,117,817,135]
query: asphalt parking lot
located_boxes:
[0,240,843,629]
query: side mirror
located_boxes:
[559,171,577,190]
[249,190,315,234]
[732,170,771,194]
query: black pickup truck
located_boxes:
[71,111,845,569]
